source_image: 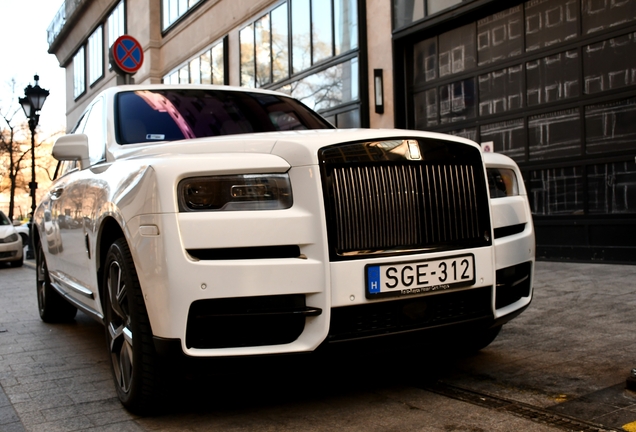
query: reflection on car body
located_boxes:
[33,84,535,414]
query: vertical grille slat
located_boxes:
[321,138,491,259]
[328,162,486,256]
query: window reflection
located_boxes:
[439,78,476,123]
[238,0,360,126]
[439,23,476,78]
[163,40,224,85]
[336,109,360,128]
[393,0,464,30]
[394,0,424,31]
[212,43,224,84]
[189,57,200,84]
[272,4,289,82]
[83,99,106,165]
[414,37,437,85]
[292,0,311,73]
[278,58,359,112]
[335,0,358,55]
[162,0,201,30]
[88,26,103,85]
[108,1,125,48]
[255,15,272,86]
[428,0,461,15]
[73,47,85,98]
[241,0,358,84]
[312,0,333,64]
[116,89,332,144]
[240,25,255,87]
[179,65,189,83]
[201,50,211,84]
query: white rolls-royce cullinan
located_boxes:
[34,85,534,413]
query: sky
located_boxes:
[0,0,67,134]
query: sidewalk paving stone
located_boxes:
[1,260,635,431]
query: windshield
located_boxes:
[115,89,334,144]
[0,211,10,226]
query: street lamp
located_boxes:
[19,74,49,258]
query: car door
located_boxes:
[40,105,89,275]
[55,98,106,306]
[40,160,79,275]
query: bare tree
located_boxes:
[0,107,29,221]
[0,79,61,221]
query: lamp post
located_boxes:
[19,75,49,259]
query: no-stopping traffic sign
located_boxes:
[110,35,144,75]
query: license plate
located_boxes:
[366,254,475,299]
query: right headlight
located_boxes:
[487,168,519,198]
[178,174,293,212]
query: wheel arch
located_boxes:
[32,224,41,250]
[96,217,126,312]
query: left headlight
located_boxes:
[1,233,19,244]
[487,168,519,198]
[178,174,293,212]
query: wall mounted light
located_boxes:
[374,69,384,114]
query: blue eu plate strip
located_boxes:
[367,266,380,293]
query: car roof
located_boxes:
[100,84,292,100]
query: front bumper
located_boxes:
[0,239,23,262]
[126,166,534,358]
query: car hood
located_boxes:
[0,225,16,239]
[109,129,480,167]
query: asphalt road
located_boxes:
[1,260,636,431]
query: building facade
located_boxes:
[47,0,636,263]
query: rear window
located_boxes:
[115,89,334,144]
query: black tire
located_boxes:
[103,238,162,414]
[36,240,77,322]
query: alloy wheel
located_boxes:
[106,260,134,394]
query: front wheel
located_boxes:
[103,238,162,414]
[36,240,77,322]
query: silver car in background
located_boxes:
[0,211,23,267]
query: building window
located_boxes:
[279,57,359,112]
[73,47,86,99]
[240,24,255,87]
[162,0,201,30]
[240,0,360,126]
[405,1,636,214]
[108,0,126,48]
[163,39,226,85]
[88,26,103,85]
[394,0,464,30]
[241,0,358,87]
[239,0,361,127]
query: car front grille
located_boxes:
[320,137,491,259]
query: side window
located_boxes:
[54,160,79,180]
[83,98,106,165]
[72,110,90,134]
